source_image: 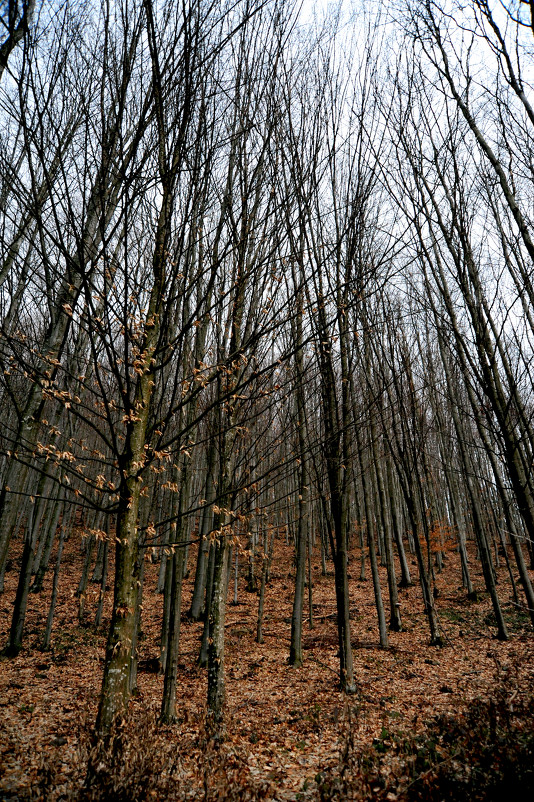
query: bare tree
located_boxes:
[0,0,35,80]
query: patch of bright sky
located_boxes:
[298,0,337,21]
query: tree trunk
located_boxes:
[4,503,36,656]
[95,480,142,734]
[206,525,231,735]
[42,526,66,651]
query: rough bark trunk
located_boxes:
[95,481,142,734]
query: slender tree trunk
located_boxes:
[42,526,66,651]
[190,445,216,620]
[32,488,65,594]
[206,520,231,735]
[307,525,314,630]
[386,457,411,588]
[4,503,36,656]
[129,549,145,696]
[94,540,110,630]
[78,533,95,619]
[198,540,216,668]
[437,333,508,641]
[290,493,309,656]
[355,423,389,647]
[371,429,401,632]
[160,544,185,722]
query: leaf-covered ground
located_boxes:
[0,533,533,799]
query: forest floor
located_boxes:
[0,532,533,800]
